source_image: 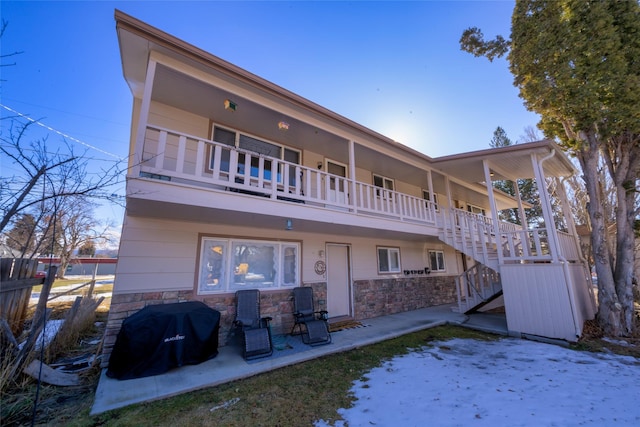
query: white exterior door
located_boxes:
[326,243,351,318]
[326,160,347,204]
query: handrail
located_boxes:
[455,263,501,313]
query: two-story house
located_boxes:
[103,10,596,366]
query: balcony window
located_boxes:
[209,124,300,183]
[428,250,446,272]
[377,246,401,273]
[423,190,439,212]
[374,174,394,199]
[197,237,299,294]
[467,204,486,216]
[212,126,236,173]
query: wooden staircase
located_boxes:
[453,263,502,314]
[438,208,514,313]
[438,208,504,270]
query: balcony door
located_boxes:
[326,160,347,204]
[326,243,352,318]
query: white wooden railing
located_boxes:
[138,125,437,225]
[440,208,502,268]
[137,125,584,265]
[455,263,502,313]
[442,207,582,266]
[556,230,582,261]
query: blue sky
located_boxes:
[1,0,540,229]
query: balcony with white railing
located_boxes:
[441,206,582,266]
[135,125,438,227]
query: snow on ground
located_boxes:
[316,337,640,427]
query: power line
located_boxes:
[0,103,126,160]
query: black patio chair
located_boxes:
[290,287,331,346]
[234,289,273,360]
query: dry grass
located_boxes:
[0,301,108,426]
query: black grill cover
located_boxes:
[106,301,220,380]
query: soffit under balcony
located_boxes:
[150,64,435,184]
[151,63,351,157]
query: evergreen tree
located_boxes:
[461,0,640,336]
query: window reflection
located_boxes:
[232,243,276,287]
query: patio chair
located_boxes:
[234,289,273,360]
[290,287,331,346]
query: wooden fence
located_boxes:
[0,258,45,336]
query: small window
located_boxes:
[373,174,394,191]
[378,246,401,273]
[423,190,439,212]
[467,204,486,216]
[373,174,394,199]
[429,250,446,272]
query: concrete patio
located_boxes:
[91,304,508,415]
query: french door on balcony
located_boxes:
[326,160,347,204]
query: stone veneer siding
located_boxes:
[100,283,327,368]
[353,275,457,320]
[100,278,453,368]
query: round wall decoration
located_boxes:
[314,260,326,275]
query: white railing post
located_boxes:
[229,150,238,183]
[212,145,222,180]
[155,130,167,169]
[257,156,265,188]
[196,140,205,178]
[176,135,186,174]
[270,159,279,199]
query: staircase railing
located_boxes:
[455,263,502,314]
[441,208,503,268]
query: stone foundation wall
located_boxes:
[101,278,453,368]
[100,283,327,368]
[353,275,456,320]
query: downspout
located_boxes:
[538,150,582,339]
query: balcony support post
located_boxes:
[483,160,502,264]
[348,140,357,213]
[531,151,560,263]
[134,58,157,177]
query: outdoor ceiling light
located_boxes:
[278,121,290,131]
[224,99,237,111]
[285,218,293,230]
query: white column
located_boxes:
[427,169,435,222]
[531,152,561,262]
[483,160,503,264]
[513,179,528,229]
[132,58,157,177]
[348,140,357,213]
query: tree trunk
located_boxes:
[611,137,639,335]
[577,132,625,336]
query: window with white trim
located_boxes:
[209,124,301,182]
[377,246,401,273]
[373,174,394,199]
[423,190,439,212]
[428,250,446,272]
[198,237,299,294]
[467,204,486,216]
